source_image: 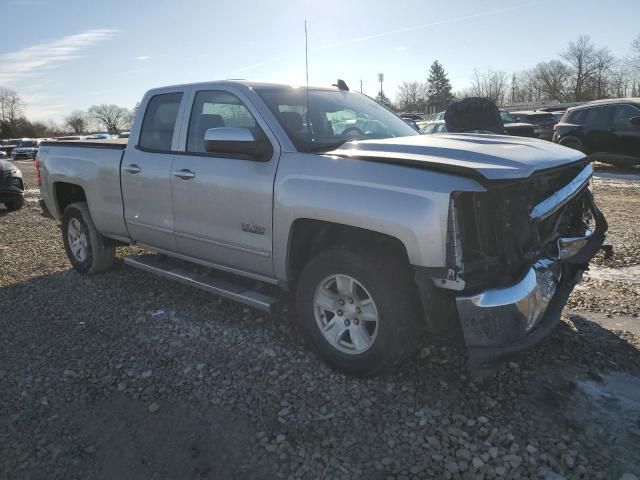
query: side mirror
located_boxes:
[629,116,640,126]
[204,127,271,160]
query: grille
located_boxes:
[454,161,590,289]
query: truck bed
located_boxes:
[40,139,128,149]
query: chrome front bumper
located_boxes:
[456,261,559,347]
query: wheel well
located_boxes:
[559,135,584,148]
[287,219,411,286]
[54,182,86,215]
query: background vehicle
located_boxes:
[500,110,540,138]
[511,111,558,140]
[11,139,42,160]
[0,138,21,157]
[0,158,24,211]
[37,80,605,376]
[56,135,84,141]
[420,120,447,134]
[84,133,112,140]
[553,98,640,167]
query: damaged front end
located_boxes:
[428,161,607,366]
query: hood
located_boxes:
[1,159,13,171]
[327,133,585,184]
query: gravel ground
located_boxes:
[1,161,639,480]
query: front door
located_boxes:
[171,88,279,277]
[611,104,640,161]
[121,91,184,251]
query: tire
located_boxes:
[559,137,584,152]
[4,197,24,211]
[296,245,420,376]
[62,202,115,274]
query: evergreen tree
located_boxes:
[426,60,454,112]
[375,91,394,110]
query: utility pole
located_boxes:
[378,73,384,97]
[360,79,363,94]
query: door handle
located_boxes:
[173,169,196,180]
[124,164,141,174]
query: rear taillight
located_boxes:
[34,154,41,186]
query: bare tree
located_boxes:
[470,68,509,104]
[64,110,88,134]
[396,81,423,112]
[561,35,597,101]
[630,34,640,72]
[87,104,131,134]
[532,60,570,101]
[0,87,25,124]
[590,47,616,99]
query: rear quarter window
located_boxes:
[139,92,183,151]
[565,109,587,124]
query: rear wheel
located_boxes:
[62,202,115,274]
[4,197,24,211]
[296,245,420,376]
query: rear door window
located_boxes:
[584,106,614,128]
[138,92,183,151]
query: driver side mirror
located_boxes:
[204,127,272,161]
[629,116,640,127]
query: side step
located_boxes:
[123,254,281,313]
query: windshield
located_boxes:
[17,140,37,147]
[256,88,418,152]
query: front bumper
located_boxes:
[455,189,607,367]
[11,152,32,160]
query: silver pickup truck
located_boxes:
[37,80,607,376]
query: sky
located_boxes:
[0,0,638,123]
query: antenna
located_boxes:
[304,20,312,148]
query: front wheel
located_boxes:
[296,245,420,376]
[4,197,24,211]
[62,202,115,274]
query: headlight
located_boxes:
[12,177,23,189]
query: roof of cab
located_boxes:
[146,79,345,94]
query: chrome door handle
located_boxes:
[173,169,196,180]
[124,164,141,174]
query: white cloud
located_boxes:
[0,28,117,85]
[396,45,407,52]
[134,56,150,60]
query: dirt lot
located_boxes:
[1,161,639,480]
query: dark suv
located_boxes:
[553,99,640,167]
[511,111,557,140]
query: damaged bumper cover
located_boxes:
[455,181,607,366]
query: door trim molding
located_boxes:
[174,229,271,257]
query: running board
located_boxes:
[123,255,280,313]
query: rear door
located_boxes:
[121,90,186,251]
[611,103,640,160]
[582,106,615,154]
[170,87,280,277]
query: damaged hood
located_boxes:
[327,133,586,184]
